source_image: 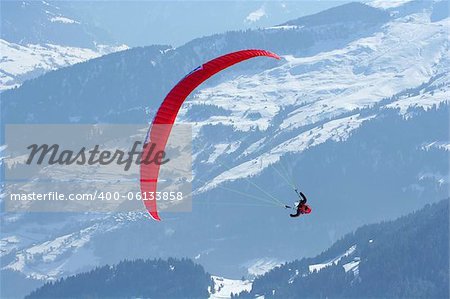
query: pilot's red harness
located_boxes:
[299,204,312,214]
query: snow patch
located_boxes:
[266,25,302,30]
[421,141,450,152]
[210,276,252,299]
[343,258,360,275]
[418,172,449,186]
[245,6,266,23]
[367,0,414,9]
[207,142,240,164]
[49,16,80,24]
[246,258,282,277]
[0,236,20,256]
[309,245,356,273]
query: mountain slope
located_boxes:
[1,2,392,123]
[2,103,447,293]
[282,2,390,26]
[1,1,113,48]
[15,200,449,299]
[238,199,449,298]
[0,1,127,91]
[0,39,127,91]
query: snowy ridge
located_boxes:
[286,245,361,286]
[49,16,80,24]
[266,25,302,30]
[0,39,128,90]
[206,142,241,164]
[422,141,450,151]
[309,245,357,273]
[366,0,414,9]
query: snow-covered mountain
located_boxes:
[1,1,113,47]
[0,1,127,90]
[184,3,448,191]
[0,39,127,91]
[1,1,448,297]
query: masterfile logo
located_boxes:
[3,124,192,213]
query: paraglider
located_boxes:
[140,49,280,221]
[285,190,312,218]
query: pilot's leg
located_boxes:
[290,210,301,217]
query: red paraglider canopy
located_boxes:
[140,49,280,221]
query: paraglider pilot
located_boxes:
[286,190,312,217]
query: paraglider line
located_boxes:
[270,163,296,190]
[278,158,300,192]
[195,178,280,207]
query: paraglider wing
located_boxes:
[140,49,280,221]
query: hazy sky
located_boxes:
[66,1,350,47]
